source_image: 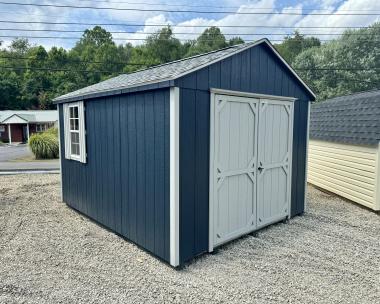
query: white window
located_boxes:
[63,101,86,163]
[36,124,47,132]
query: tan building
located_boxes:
[0,110,57,144]
[308,90,380,211]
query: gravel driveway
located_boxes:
[0,174,379,304]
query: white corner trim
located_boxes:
[208,92,216,252]
[304,102,311,209]
[374,142,380,210]
[57,105,63,201]
[287,101,295,219]
[170,86,180,267]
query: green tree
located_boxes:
[186,26,228,56]
[275,31,321,64]
[0,71,21,110]
[293,23,380,101]
[10,38,30,55]
[229,37,245,46]
[145,26,183,63]
[71,26,125,85]
[22,46,52,109]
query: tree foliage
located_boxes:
[293,23,380,101]
[275,31,321,64]
[0,23,378,110]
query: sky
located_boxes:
[0,0,379,49]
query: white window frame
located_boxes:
[35,123,47,132]
[63,101,86,163]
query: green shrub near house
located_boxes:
[44,127,59,137]
[29,128,59,159]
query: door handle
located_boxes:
[258,162,264,173]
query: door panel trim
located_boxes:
[210,88,297,102]
[256,100,294,228]
[209,91,295,252]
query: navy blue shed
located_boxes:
[54,39,316,267]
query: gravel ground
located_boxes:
[0,174,379,304]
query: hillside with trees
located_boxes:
[0,22,379,110]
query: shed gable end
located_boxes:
[175,43,313,102]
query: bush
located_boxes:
[29,132,59,159]
[45,127,58,137]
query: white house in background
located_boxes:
[0,110,58,144]
[308,89,380,211]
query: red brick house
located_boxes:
[0,110,57,144]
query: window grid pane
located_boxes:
[69,106,79,119]
[66,104,83,160]
[70,118,79,131]
[70,131,80,156]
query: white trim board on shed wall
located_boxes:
[308,140,380,210]
[169,87,180,267]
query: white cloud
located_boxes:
[294,0,380,39]
[122,0,306,45]
[1,0,379,49]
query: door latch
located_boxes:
[258,162,264,173]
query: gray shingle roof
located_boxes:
[54,42,255,102]
[54,38,315,103]
[310,89,380,146]
[0,110,57,123]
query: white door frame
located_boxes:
[256,98,294,228]
[209,88,296,252]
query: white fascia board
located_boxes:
[2,114,28,124]
[169,86,180,267]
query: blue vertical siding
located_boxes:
[59,41,313,266]
[58,88,170,263]
[179,89,210,263]
[175,42,312,263]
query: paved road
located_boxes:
[0,161,59,171]
[0,144,60,171]
[0,144,32,162]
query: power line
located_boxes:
[0,20,373,29]
[3,56,380,71]
[1,35,379,43]
[296,67,380,71]
[0,28,379,36]
[75,0,380,12]
[1,64,380,73]
[1,1,379,16]
[0,55,147,66]
[0,65,124,74]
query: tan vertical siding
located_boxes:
[308,140,380,210]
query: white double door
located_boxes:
[210,93,294,248]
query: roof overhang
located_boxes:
[53,80,174,104]
[1,114,29,124]
[54,38,316,103]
